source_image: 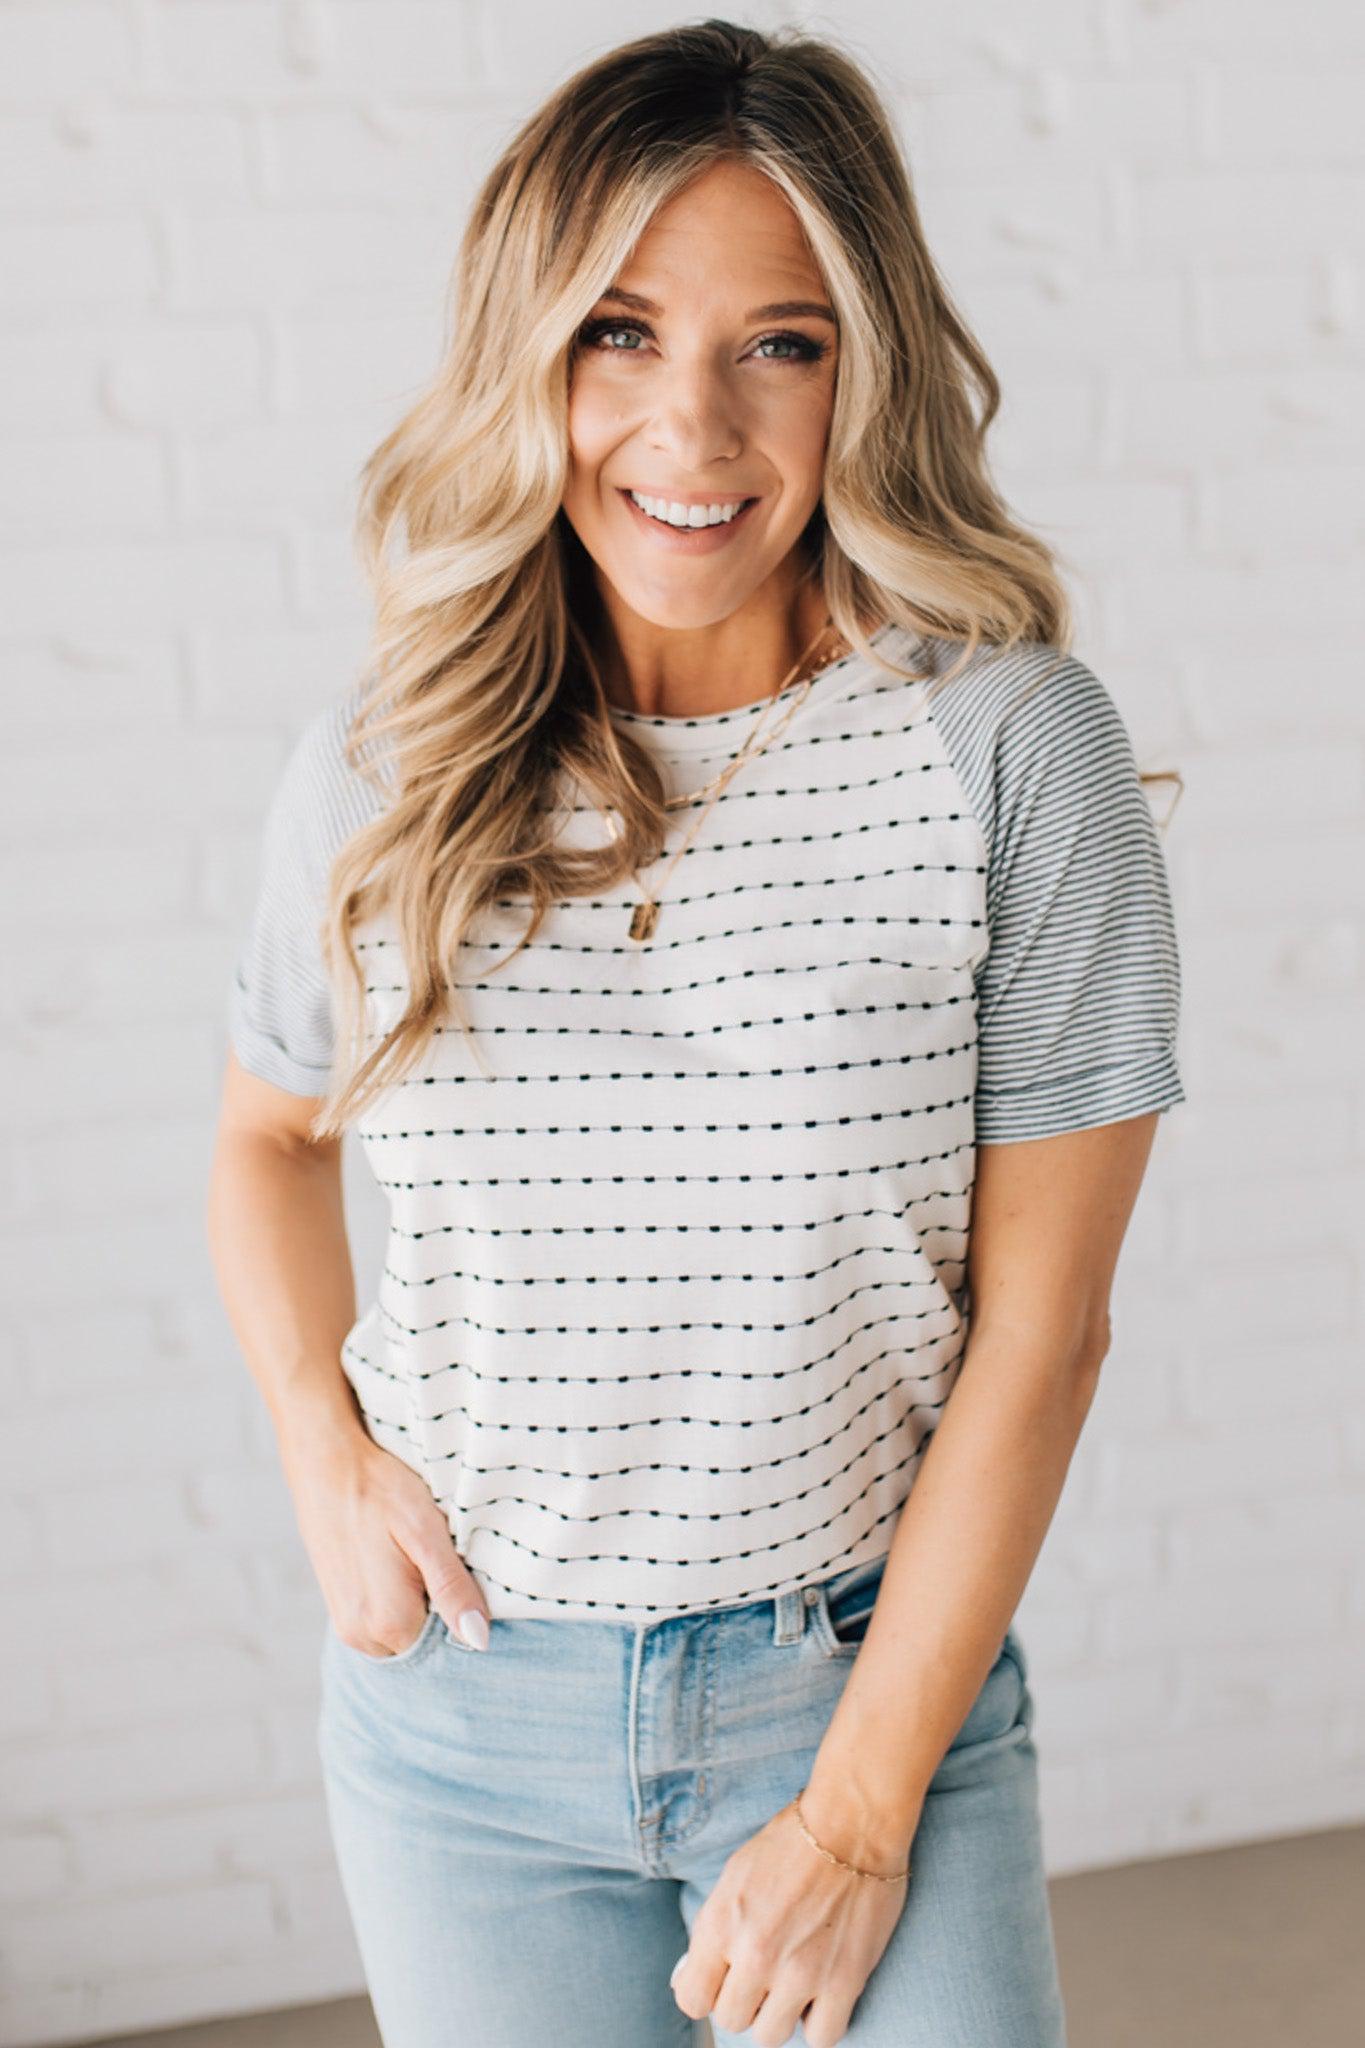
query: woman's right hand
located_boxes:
[282,1429,492,1656]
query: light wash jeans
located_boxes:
[317,1550,1068,2046]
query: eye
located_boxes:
[575,318,648,353]
[573,318,829,365]
[753,332,829,363]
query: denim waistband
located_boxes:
[769,1550,889,1645]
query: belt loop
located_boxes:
[772,1584,811,1645]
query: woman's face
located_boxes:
[561,159,838,634]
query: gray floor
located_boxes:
[88,1824,1363,2048]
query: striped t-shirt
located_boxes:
[228,623,1185,1622]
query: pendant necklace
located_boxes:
[617,616,846,945]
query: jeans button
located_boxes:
[803,1587,819,1605]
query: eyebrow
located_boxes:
[595,286,837,325]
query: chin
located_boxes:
[612,582,757,632]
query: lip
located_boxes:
[616,487,761,552]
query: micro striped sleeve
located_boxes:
[969,653,1186,1143]
[227,692,377,1098]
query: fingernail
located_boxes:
[670,1952,689,1983]
[457,1609,490,1651]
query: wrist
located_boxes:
[271,1387,369,1473]
[798,1759,922,1871]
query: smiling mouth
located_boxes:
[618,488,760,534]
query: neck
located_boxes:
[592,583,841,721]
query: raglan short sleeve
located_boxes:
[934,646,1186,1144]
[227,687,383,1098]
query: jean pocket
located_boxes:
[999,1624,1028,1684]
[941,1631,1031,1761]
[339,1603,444,1669]
[810,1554,889,1660]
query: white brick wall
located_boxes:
[1,2,1361,2041]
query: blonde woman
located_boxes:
[208,21,1184,2048]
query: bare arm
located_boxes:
[799,1109,1164,1864]
[206,1053,364,1471]
[205,1049,491,1654]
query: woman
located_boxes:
[208,21,1184,2048]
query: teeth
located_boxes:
[628,490,749,528]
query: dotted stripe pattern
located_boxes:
[228,625,1184,1620]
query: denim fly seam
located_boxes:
[624,1580,828,1876]
[628,1617,708,1872]
[321,1556,891,1887]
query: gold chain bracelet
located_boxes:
[790,1786,911,1884]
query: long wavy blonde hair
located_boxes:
[308,17,1172,1142]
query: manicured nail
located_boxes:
[670,1952,689,1983]
[457,1609,490,1651]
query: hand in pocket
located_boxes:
[284,1432,492,1656]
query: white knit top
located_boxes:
[228,624,1185,1622]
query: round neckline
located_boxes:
[604,620,902,753]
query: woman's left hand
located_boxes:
[669,1793,915,2048]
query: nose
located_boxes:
[644,356,745,474]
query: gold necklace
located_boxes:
[616,616,846,944]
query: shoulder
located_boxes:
[918,637,1140,849]
[264,673,393,879]
[920,635,1133,758]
